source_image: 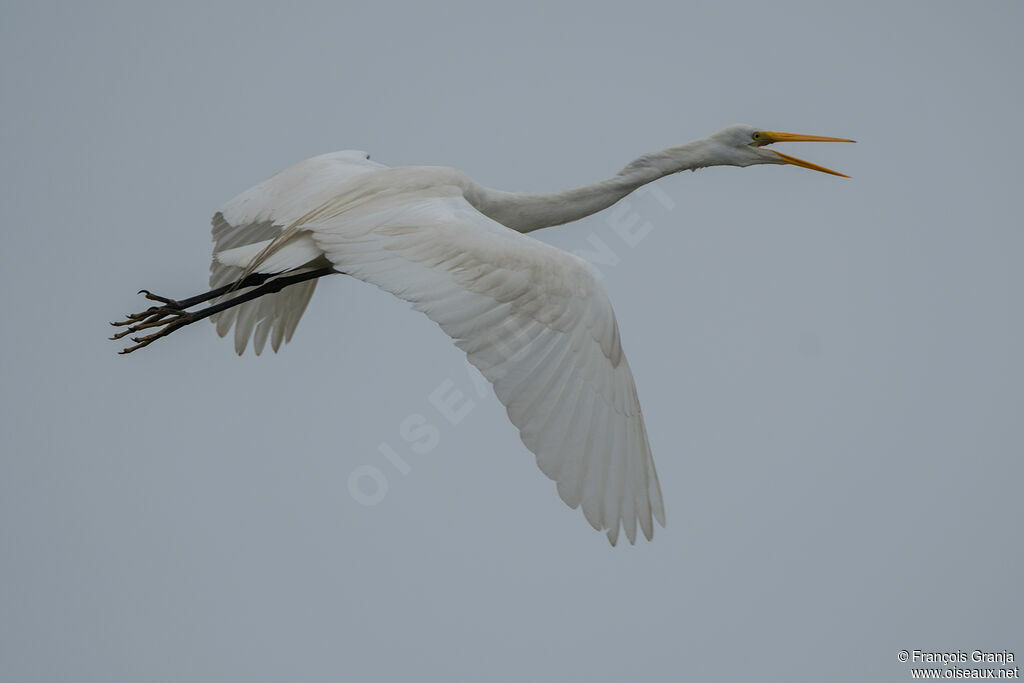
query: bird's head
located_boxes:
[708,124,854,177]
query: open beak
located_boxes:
[758,130,855,178]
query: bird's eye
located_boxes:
[752,132,761,140]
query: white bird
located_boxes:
[112,124,852,545]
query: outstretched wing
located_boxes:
[293,184,664,544]
[209,150,387,354]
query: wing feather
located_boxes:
[300,187,664,544]
[207,151,385,354]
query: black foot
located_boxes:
[109,291,196,354]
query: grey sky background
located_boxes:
[2,1,1021,681]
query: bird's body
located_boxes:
[211,156,662,545]
[113,125,852,545]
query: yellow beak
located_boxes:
[758,130,855,178]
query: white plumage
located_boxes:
[216,159,664,545]
[116,125,852,544]
[209,151,385,355]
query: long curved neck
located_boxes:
[465,138,718,233]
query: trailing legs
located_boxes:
[110,267,336,354]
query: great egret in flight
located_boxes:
[111,124,852,545]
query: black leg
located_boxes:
[111,267,336,354]
[137,271,279,310]
[110,271,282,333]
